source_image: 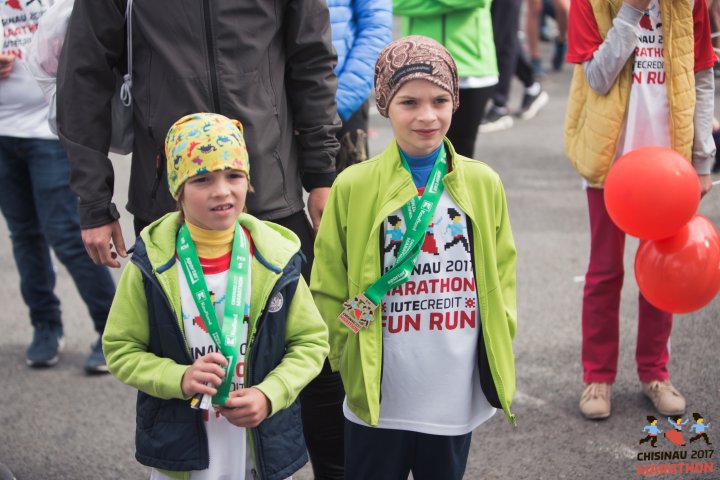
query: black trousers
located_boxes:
[446,87,493,158]
[344,420,473,480]
[134,216,149,238]
[292,102,372,480]
[272,210,315,281]
[274,210,346,479]
[491,0,536,107]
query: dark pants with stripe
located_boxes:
[344,420,473,480]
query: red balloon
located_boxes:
[604,146,700,240]
[635,215,720,314]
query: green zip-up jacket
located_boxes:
[394,0,498,78]
[103,212,329,479]
[310,139,517,427]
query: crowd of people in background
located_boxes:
[1,0,718,478]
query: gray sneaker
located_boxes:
[518,90,549,121]
[480,105,514,133]
[26,324,65,367]
[85,338,109,374]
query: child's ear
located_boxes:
[176,185,186,224]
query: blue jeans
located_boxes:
[0,137,115,333]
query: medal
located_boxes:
[338,145,448,333]
[177,222,250,408]
[338,293,378,333]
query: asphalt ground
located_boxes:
[1,58,719,480]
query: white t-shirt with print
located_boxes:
[619,0,671,155]
[153,252,252,480]
[344,190,496,435]
[0,0,55,139]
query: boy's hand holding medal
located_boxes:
[218,387,272,428]
[181,352,228,398]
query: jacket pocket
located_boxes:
[137,393,162,431]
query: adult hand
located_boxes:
[307,187,330,235]
[0,53,15,79]
[625,0,652,11]
[180,352,228,398]
[218,387,271,428]
[81,220,128,268]
[698,174,712,198]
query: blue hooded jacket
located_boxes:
[328,0,392,121]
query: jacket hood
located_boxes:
[140,212,302,272]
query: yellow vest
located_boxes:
[564,0,695,186]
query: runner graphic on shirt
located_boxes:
[385,215,404,257]
[639,10,654,31]
[443,208,470,253]
[422,222,440,255]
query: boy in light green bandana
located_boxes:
[103,112,328,480]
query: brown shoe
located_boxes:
[642,380,686,416]
[580,383,612,419]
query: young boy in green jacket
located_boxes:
[311,36,517,479]
[103,113,328,480]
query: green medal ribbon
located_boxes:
[338,145,448,333]
[177,222,250,407]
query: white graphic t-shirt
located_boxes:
[344,190,496,435]
[619,0,671,154]
[154,250,252,480]
[0,0,55,139]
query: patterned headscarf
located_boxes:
[165,113,250,198]
[374,35,459,118]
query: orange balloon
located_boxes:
[635,215,720,314]
[604,147,700,240]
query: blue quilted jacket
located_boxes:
[328,0,392,121]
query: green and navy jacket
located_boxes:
[311,139,517,427]
[394,0,498,78]
[103,213,329,480]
